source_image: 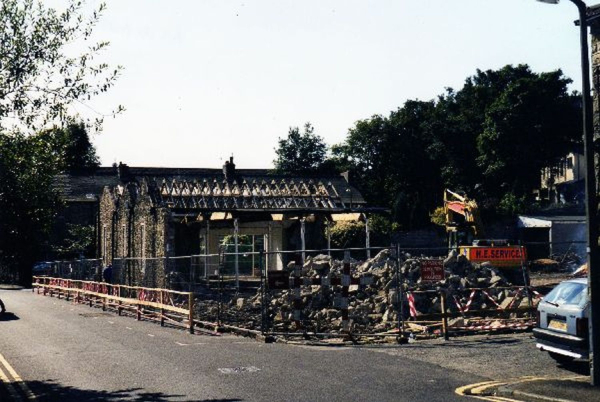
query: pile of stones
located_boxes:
[195,249,531,334]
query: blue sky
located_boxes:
[66,0,593,168]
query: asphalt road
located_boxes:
[0,289,581,402]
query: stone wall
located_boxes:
[98,180,170,286]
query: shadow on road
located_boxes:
[357,336,523,350]
[558,361,590,376]
[22,380,243,402]
[0,312,19,321]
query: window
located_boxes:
[218,234,266,276]
[544,282,587,308]
[102,224,108,260]
[122,224,127,257]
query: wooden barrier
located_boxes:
[32,277,195,333]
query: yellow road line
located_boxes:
[456,375,589,402]
[470,381,507,395]
[456,380,501,396]
[0,352,36,400]
[0,363,22,401]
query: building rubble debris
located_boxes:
[194,249,536,339]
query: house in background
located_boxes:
[536,149,585,205]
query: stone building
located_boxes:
[93,158,368,284]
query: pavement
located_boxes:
[497,375,599,402]
[458,370,600,402]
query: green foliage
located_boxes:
[430,207,446,227]
[221,235,251,245]
[53,224,95,258]
[329,216,397,249]
[476,68,580,199]
[49,121,100,173]
[332,100,442,229]
[0,132,62,284]
[273,122,329,175]
[333,64,581,227]
[329,221,366,249]
[0,0,123,133]
[497,193,529,216]
[0,0,117,284]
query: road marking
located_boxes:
[175,342,207,346]
[470,381,507,395]
[0,352,36,400]
[0,364,21,401]
[455,380,499,396]
[456,375,589,402]
[218,366,261,374]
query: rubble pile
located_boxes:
[194,249,531,334]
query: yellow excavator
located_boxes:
[444,189,527,280]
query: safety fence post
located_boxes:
[440,290,449,341]
[341,251,351,333]
[188,291,195,334]
[117,285,122,316]
[160,290,165,326]
[260,250,266,336]
[292,253,303,330]
[395,244,404,339]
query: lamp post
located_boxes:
[538,0,600,385]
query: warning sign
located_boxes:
[420,259,445,281]
[460,246,526,267]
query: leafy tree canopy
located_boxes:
[0,0,117,285]
[0,0,123,133]
[331,64,581,229]
[273,122,329,175]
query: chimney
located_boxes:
[118,162,130,181]
[223,156,236,181]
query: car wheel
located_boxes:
[548,352,574,365]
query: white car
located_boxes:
[533,278,589,363]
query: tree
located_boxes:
[332,100,441,229]
[0,0,123,133]
[432,65,581,206]
[0,132,63,285]
[50,121,100,173]
[0,0,118,285]
[274,122,329,175]
[333,64,582,228]
[476,68,581,201]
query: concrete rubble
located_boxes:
[194,249,536,335]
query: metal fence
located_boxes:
[31,241,576,340]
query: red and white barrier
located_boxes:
[407,292,417,317]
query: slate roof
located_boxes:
[56,164,367,212]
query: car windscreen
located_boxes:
[544,282,587,308]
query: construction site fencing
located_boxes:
[31,241,581,341]
[32,276,196,333]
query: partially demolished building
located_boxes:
[62,158,369,274]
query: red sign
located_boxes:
[420,259,445,281]
[461,246,527,267]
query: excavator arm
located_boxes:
[444,189,484,238]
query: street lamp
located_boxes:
[537,0,600,386]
